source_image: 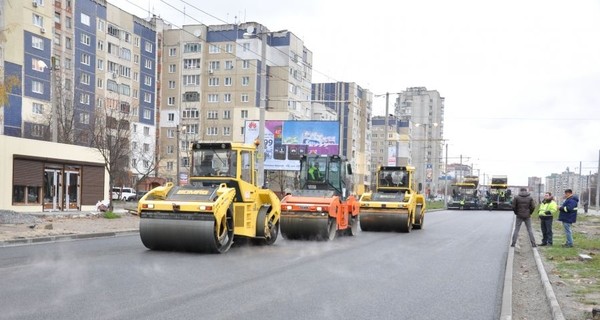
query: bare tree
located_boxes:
[130,126,163,190]
[90,98,133,209]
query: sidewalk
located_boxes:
[0,201,139,246]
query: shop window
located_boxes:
[13,185,41,204]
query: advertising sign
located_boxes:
[426,163,433,182]
[244,120,340,171]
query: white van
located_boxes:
[112,187,137,201]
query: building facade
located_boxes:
[395,87,445,197]
[0,0,158,211]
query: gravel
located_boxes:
[0,210,42,225]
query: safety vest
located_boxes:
[538,200,558,217]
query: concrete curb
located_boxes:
[532,248,566,320]
[500,246,514,320]
[0,229,139,247]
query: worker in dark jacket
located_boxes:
[558,189,579,247]
[510,188,537,247]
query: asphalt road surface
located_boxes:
[0,210,513,320]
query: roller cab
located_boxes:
[359,166,426,232]
[280,155,359,240]
[138,142,281,253]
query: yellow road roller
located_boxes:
[137,142,281,253]
[359,166,426,232]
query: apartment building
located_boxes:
[0,0,157,211]
[312,82,373,194]
[157,21,314,184]
[395,87,445,197]
[370,116,411,182]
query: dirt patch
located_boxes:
[0,213,139,242]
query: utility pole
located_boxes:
[444,143,448,205]
[383,92,389,165]
[596,150,600,212]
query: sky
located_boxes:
[114,0,600,186]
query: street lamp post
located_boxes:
[415,122,438,196]
[176,125,186,186]
[244,26,268,188]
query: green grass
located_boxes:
[531,211,600,314]
[103,211,121,219]
[426,200,445,210]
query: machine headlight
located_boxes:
[286,205,293,210]
[316,206,323,212]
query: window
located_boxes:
[183,58,200,69]
[66,16,72,29]
[144,92,152,103]
[80,93,90,105]
[183,92,199,102]
[241,110,248,118]
[209,61,220,71]
[120,48,131,60]
[144,75,152,86]
[223,127,231,136]
[143,109,151,119]
[32,58,44,72]
[133,90,138,100]
[167,145,174,154]
[223,93,232,103]
[184,43,201,53]
[224,77,232,86]
[81,13,90,26]
[32,80,44,94]
[107,24,120,38]
[207,94,218,103]
[65,37,72,49]
[134,36,140,47]
[54,33,61,45]
[81,33,90,46]
[79,112,89,124]
[167,97,175,105]
[167,129,175,138]
[241,94,249,103]
[145,41,153,53]
[167,113,175,122]
[13,185,41,204]
[144,59,152,69]
[97,78,103,88]
[107,80,118,92]
[65,79,71,90]
[97,19,105,31]
[207,111,218,119]
[243,43,250,52]
[169,48,177,56]
[54,12,61,24]
[225,61,233,70]
[209,44,220,53]
[64,58,71,69]
[119,84,130,96]
[81,53,91,65]
[134,54,139,64]
[183,75,200,86]
[208,77,219,86]
[80,73,90,85]
[32,102,44,114]
[97,59,104,70]
[33,14,43,27]
[242,60,250,69]
[241,76,250,86]
[133,72,138,82]
[168,80,175,89]
[207,127,218,136]
[169,64,176,73]
[223,110,231,119]
[121,102,130,113]
[143,127,150,136]
[32,124,44,137]
[226,43,233,53]
[182,108,199,118]
[32,36,44,50]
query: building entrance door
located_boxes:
[43,169,63,211]
[64,169,80,210]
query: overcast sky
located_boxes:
[116,0,600,187]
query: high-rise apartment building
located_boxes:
[157,21,313,184]
[312,82,372,194]
[395,87,445,197]
[0,0,158,211]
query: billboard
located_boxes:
[244,120,340,171]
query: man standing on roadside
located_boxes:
[538,192,558,246]
[510,188,537,247]
[558,189,579,248]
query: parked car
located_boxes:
[112,187,137,201]
[135,190,148,201]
